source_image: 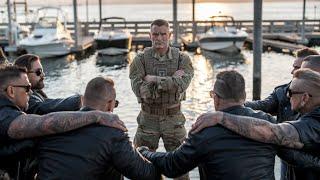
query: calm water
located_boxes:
[3,1,320,23]
[37,50,294,179]
[1,1,317,178]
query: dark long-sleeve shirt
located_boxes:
[27,89,81,115]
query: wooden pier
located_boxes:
[51,19,320,52]
[70,36,94,53]
[1,19,320,54]
[245,34,308,55]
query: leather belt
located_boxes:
[141,104,181,115]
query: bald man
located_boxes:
[37,77,160,180]
[192,69,320,180]
[244,48,319,180]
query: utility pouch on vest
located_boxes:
[142,47,186,105]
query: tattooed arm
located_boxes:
[192,112,303,149]
[8,111,127,139]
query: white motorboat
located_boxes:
[198,16,248,54]
[94,17,132,51]
[20,7,74,58]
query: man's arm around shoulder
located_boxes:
[8,111,127,139]
[192,112,304,149]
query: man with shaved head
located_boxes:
[244,48,319,180]
[139,70,320,180]
[37,77,160,180]
[0,66,126,179]
[82,77,117,112]
[192,69,320,179]
[245,48,318,123]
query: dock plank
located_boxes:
[245,35,307,54]
[71,36,94,52]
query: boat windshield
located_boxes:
[35,17,58,28]
[99,17,127,31]
[101,27,126,32]
[210,16,235,27]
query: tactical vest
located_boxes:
[141,47,185,106]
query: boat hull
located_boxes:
[199,36,247,53]
[96,53,128,66]
[95,38,132,50]
[21,41,73,58]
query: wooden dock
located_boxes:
[1,19,320,54]
[245,34,307,54]
[71,36,95,53]
[180,32,311,54]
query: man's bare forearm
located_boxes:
[220,113,304,149]
[8,111,99,139]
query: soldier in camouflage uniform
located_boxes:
[129,19,194,180]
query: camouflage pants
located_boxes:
[134,110,189,180]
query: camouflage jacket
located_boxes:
[129,47,194,105]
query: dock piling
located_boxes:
[301,0,306,43]
[73,0,79,48]
[173,0,178,45]
[192,0,196,42]
[7,0,13,47]
[253,0,263,100]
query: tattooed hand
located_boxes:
[190,112,224,134]
[97,112,127,132]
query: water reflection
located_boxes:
[40,55,76,79]
[40,50,293,130]
[183,53,213,126]
[96,53,129,67]
[38,50,292,179]
[202,50,246,68]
